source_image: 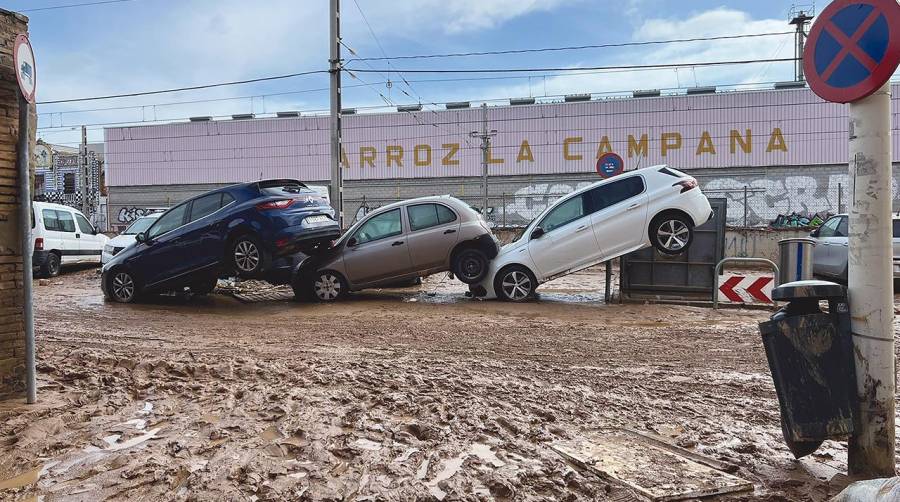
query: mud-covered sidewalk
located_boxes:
[1,267,897,501]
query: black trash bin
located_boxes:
[758,280,856,458]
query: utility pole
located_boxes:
[469,103,496,219]
[79,125,89,216]
[847,82,895,478]
[329,0,344,228]
[789,8,813,82]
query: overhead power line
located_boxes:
[19,0,137,12]
[37,69,329,105]
[347,31,795,62]
[346,57,799,75]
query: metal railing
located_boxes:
[713,257,780,309]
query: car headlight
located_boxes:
[104,244,114,254]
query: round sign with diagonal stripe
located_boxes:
[803,0,900,103]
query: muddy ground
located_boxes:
[1,265,897,501]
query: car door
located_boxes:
[343,208,414,286]
[587,175,649,259]
[133,202,191,287]
[527,192,600,279]
[405,203,461,273]
[54,209,81,264]
[74,212,103,263]
[830,216,849,277]
[813,216,845,277]
[40,208,67,263]
[179,192,232,272]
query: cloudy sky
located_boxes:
[4,0,807,146]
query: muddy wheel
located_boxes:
[650,213,693,255]
[231,235,263,277]
[310,270,347,302]
[109,269,139,304]
[494,265,536,302]
[453,248,488,284]
[41,252,61,278]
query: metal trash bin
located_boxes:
[778,237,816,284]
[758,280,855,458]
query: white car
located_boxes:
[810,214,900,282]
[469,165,712,301]
[32,201,109,277]
[101,212,162,265]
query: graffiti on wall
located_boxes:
[116,206,158,224]
[502,182,593,224]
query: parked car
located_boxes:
[469,165,712,301]
[293,195,498,301]
[102,179,340,303]
[32,201,109,278]
[811,214,900,283]
[101,212,162,265]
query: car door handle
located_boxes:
[75,234,81,238]
[575,225,589,233]
[392,241,404,246]
[626,203,641,211]
[443,229,456,234]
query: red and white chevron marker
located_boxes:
[717,274,774,304]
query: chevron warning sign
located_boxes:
[718,274,774,304]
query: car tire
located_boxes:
[494,265,536,302]
[108,269,139,304]
[40,252,61,278]
[309,270,347,302]
[231,235,264,278]
[650,213,694,255]
[191,275,218,296]
[453,248,489,284]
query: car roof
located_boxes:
[367,195,465,213]
[32,201,85,213]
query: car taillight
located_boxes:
[34,237,43,251]
[674,178,698,193]
[256,199,294,210]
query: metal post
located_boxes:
[838,182,843,214]
[502,193,506,228]
[743,185,748,227]
[17,95,35,404]
[329,0,344,228]
[847,82,895,478]
[481,103,488,216]
[79,125,89,216]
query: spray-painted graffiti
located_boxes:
[703,174,900,226]
[502,182,593,225]
[116,206,159,224]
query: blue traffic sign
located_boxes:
[596,153,624,178]
[804,0,900,103]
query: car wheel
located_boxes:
[453,248,489,284]
[109,269,139,303]
[41,252,61,278]
[650,214,694,255]
[495,265,536,302]
[232,235,264,277]
[310,270,347,302]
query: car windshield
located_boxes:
[123,216,156,235]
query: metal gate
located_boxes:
[620,198,726,302]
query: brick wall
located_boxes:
[0,8,33,400]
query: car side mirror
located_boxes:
[346,237,358,247]
[135,232,148,244]
[810,228,820,238]
[531,227,545,239]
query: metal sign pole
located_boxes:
[328,0,344,228]
[847,82,895,477]
[16,93,35,404]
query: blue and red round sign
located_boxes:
[803,0,900,103]
[596,153,624,178]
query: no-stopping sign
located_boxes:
[13,34,36,104]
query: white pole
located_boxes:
[847,81,895,477]
[329,0,344,228]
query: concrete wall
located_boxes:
[0,9,33,400]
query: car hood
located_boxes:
[107,234,137,248]
[497,234,530,256]
[102,239,145,272]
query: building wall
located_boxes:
[0,9,33,400]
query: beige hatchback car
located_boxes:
[294,196,499,301]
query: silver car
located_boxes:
[811,214,900,282]
[294,196,498,301]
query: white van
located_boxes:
[32,201,109,277]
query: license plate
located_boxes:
[305,215,331,224]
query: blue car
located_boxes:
[101,179,340,303]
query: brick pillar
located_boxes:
[0,8,34,400]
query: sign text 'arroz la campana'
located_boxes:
[804,0,900,103]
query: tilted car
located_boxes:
[101,212,162,265]
[102,179,340,303]
[469,165,713,301]
[811,214,900,283]
[294,195,498,301]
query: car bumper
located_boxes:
[101,251,114,265]
[271,222,342,255]
[31,250,50,273]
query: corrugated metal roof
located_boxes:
[105,84,900,186]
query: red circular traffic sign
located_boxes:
[803,0,900,103]
[13,34,36,104]
[596,153,624,178]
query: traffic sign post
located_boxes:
[804,0,900,478]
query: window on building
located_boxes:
[34,174,45,194]
[63,173,76,194]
